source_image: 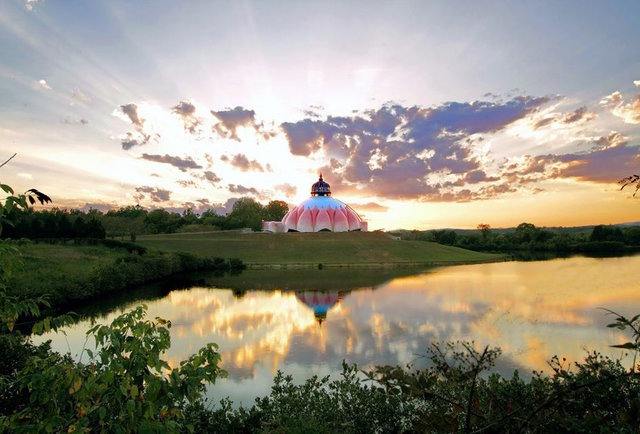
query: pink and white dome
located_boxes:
[262,174,368,233]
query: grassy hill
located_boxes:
[137,230,502,266]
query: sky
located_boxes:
[1,0,639,230]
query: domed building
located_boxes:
[262,174,368,233]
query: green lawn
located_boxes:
[137,230,503,266]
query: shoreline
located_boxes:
[245,257,509,269]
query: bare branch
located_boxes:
[0,153,17,169]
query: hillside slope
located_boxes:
[137,231,502,266]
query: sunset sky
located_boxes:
[1,0,639,229]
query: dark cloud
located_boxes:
[281,97,550,200]
[562,106,595,124]
[177,179,197,188]
[211,107,257,140]
[121,132,150,150]
[203,170,221,184]
[120,103,144,128]
[134,186,172,203]
[533,106,596,129]
[227,153,264,172]
[117,103,156,149]
[553,143,640,183]
[500,133,640,186]
[140,154,202,172]
[444,170,500,187]
[228,184,267,200]
[172,100,201,134]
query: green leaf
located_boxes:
[0,184,13,194]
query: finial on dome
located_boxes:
[311,173,331,196]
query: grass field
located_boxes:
[137,230,503,266]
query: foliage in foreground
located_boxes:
[1,306,226,433]
[185,341,640,433]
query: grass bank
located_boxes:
[8,241,242,309]
[137,231,503,266]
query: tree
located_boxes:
[477,223,491,241]
[226,198,264,231]
[263,200,289,221]
[619,174,639,197]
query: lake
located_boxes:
[35,255,640,407]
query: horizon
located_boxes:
[1,1,640,230]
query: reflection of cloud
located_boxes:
[34,256,640,405]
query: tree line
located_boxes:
[391,222,640,254]
[0,198,289,240]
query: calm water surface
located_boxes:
[36,255,640,406]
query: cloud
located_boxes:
[140,153,202,171]
[203,170,221,184]
[600,90,640,124]
[119,103,144,128]
[350,202,389,212]
[70,88,91,105]
[115,103,154,149]
[172,100,201,134]
[34,79,51,90]
[177,179,197,188]
[226,153,264,172]
[552,143,640,183]
[283,96,550,200]
[120,132,150,150]
[211,106,257,140]
[17,173,33,179]
[24,0,42,11]
[228,184,268,200]
[134,186,172,203]
[562,106,596,124]
[533,106,596,129]
[274,183,297,198]
[500,133,639,185]
[63,117,89,125]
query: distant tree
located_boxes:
[227,198,264,231]
[263,200,289,221]
[145,209,182,234]
[590,225,624,243]
[182,208,199,225]
[432,230,457,245]
[477,223,491,241]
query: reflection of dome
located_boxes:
[296,291,345,325]
[262,174,368,233]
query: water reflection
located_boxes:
[35,256,640,406]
